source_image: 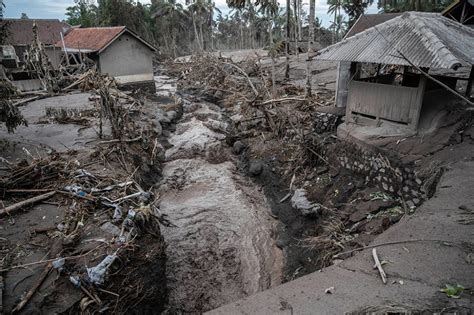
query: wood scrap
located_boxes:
[0,191,56,217]
[372,248,387,284]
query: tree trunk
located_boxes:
[192,12,202,51]
[285,0,290,79]
[293,0,299,59]
[269,18,276,97]
[306,0,315,97]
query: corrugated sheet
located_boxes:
[345,13,402,39]
[60,27,126,52]
[315,12,474,69]
[1,19,70,46]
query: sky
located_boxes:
[4,0,378,27]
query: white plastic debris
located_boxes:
[291,188,321,216]
[69,275,81,288]
[324,286,335,294]
[86,254,117,286]
[52,258,65,271]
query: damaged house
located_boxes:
[59,26,157,92]
[316,12,474,139]
[0,19,70,91]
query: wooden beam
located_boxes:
[466,66,474,99]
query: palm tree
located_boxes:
[306,0,315,97]
[328,0,343,44]
[285,0,290,79]
[152,0,187,57]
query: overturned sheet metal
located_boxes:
[315,12,474,70]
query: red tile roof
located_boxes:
[60,26,126,52]
[1,19,71,46]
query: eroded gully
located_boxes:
[154,74,284,313]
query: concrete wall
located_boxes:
[45,46,63,69]
[99,33,154,84]
[11,79,43,92]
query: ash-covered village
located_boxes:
[0,0,473,313]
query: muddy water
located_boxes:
[155,75,283,313]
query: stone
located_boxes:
[167,110,178,121]
[162,130,171,137]
[156,109,171,123]
[249,160,264,176]
[233,141,245,154]
[154,121,163,136]
[406,200,415,209]
[382,182,389,191]
[415,178,422,185]
[413,198,420,205]
[349,199,397,223]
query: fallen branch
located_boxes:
[372,248,387,284]
[98,136,142,145]
[0,191,56,217]
[0,244,106,272]
[223,62,259,96]
[257,97,306,106]
[333,239,456,259]
[12,263,52,313]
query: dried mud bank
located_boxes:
[157,97,283,313]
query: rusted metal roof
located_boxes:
[1,19,70,46]
[345,13,402,39]
[60,26,156,53]
[315,12,474,70]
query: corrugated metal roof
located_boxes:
[60,27,157,53]
[315,12,474,69]
[345,13,402,39]
[1,19,70,46]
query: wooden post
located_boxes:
[466,66,473,99]
[411,73,427,130]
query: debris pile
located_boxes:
[0,150,167,313]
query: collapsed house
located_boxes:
[0,19,70,91]
[316,12,474,138]
[59,27,157,92]
[0,18,70,67]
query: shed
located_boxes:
[335,13,402,108]
[315,12,474,132]
[60,27,157,90]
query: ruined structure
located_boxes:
[60,27,157,92]
[316,12,474,136]
[0,19,70,67]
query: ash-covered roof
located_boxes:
[315,12,474,70]
[345,13,402,38]
[1,19,70,46]
[60,27,156,53]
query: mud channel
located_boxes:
[154,74,285,313]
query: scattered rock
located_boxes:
[233,140,245,154]
[167,110,178,121]
[156,109,171,124]
[249,160,263,176]
[349,199,397,223]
